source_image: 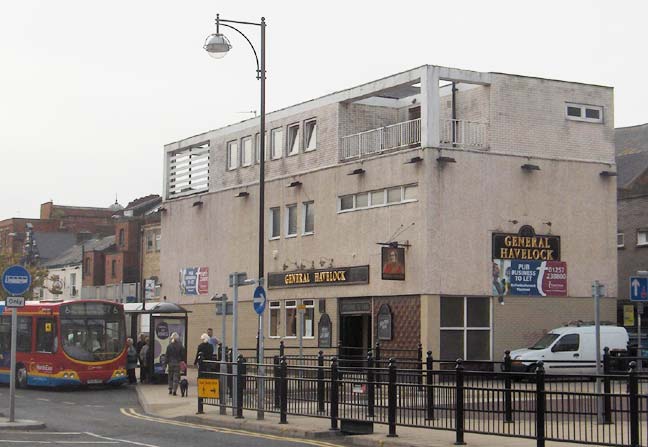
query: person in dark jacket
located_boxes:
[194,333,214,370]
[126,338,138,384]
[165,332,185,395]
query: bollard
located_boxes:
[367,350,375,418]
[387,358,398,437]
[504,350,513,423]
[426,351,434,420]
[629,361,639,447]
[535,361,546,447]
[602,347,611,424]
[330,356,339,431]
[317,351,325,413]
[417,343,423,386]
[197,371,204,414]
[279,356,288,424]
[235,354,244,419]
[455,359,465,445]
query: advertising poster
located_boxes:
[179,267,209,295]
[492,260,567,297]
[153,318,186,375]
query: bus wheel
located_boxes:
[16,366,28,388]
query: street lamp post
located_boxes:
[205,14,267,420]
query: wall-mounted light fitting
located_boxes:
[348,168,365,175]
[404,156,423,164]
[599,170,617,177]
[287,181,302,188]
[235,191,250,198]
[158,207,167,213]
[192,200,204,207]
[521,164,540,171]
[437,156,456,163]
[508,219,518,225]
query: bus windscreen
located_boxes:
[60,303,125,362]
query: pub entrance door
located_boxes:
[339,298,372,367]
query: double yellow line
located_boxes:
[120,408,343,447]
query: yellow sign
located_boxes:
[45,322,52,332]
[198,378,219,399]
[624,305,635,327]
[297,304,306,311]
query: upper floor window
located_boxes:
[227,140,239,170]
[155,232,161,251]
[287,124,300,156]
[617,233,625,248]
[304,119,317,151]
[565,103,603,123]
[118,229,125,246]
[84,257,91,275]
[111,260,117,277]
[146,232,154,252]
[271,128,283,159]
[302,202,314,235]
[269,207,280,240]
[638,230,648,247]
[255,132,268,163]
[242,137,253,167]
[286,204,298,237]
[338,184,418,213]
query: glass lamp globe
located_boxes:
[204,33,232,59]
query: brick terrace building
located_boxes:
[159,65,617,361]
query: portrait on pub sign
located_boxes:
[381,246,405,281]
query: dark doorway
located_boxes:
[339,314,372,367]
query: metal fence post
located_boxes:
[629,361,639,447]
[536,361,545,447]
[227,348,233,398]
[330,356,339,431]
[279,356,288,424]
[504,350,513,423]
[387,358,398,438]
[235,354,244,419]
[367,350,375,418]
[426,351,434,420]
[279,340,285,358]
[602,347,611,424]
[196,354,204,414]
[273,355,280,408]
[317,350,325,413]
[455,359,465,445]
[417,343,423,386]
[375,341,381,385]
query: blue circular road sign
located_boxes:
[2,265,32,296]
[253,286,267,315]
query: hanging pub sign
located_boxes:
[492,225,567,297]
[318,313,332,348]
[381,247,405,281]
[267,265,369,289]
[377,304,393,340]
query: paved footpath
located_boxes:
[136,367,579,447]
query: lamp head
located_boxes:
[204,33,232,59]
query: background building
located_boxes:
[159,65,617,361]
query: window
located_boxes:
[17,316,32,352]
[241,137,253,167]
[304,119,317,151]
[227,140,239,170]
[440,296,491,361]
[269,301,280,338]
[287,123,300,156]
[118,228,125,246]
[302,300,314,338]
[111,260,117,277]
[36,318,56,353]
[338,184,418,213]
[286,204,297,237]
[269,207,280,239]
[638,230,648,247]
[565,103,603,123]
[285,300,297,337]
[255,132,269,162]
[271,128,283,159]
[155,232,161,251]
[617,233,625,248]
[302,202,314,235]
[146,232,154,252]
[84,257,91,276]
[552,334,579,352]
[70,273,77,296]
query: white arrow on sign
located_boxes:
[633,279,641,296]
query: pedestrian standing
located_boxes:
[139,336,150,383]
[126,338,138,385]
[135,334,146,383]
[194,333,214,371]
[165,332,185,395]
[207,328,218,352]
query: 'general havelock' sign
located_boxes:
[268,265,369,289]
[492,229,561,261]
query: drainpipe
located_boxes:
[451,82,457,146]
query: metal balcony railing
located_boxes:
[340,118,421,160]
[440,119,488,149]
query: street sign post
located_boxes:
[253,284,267,420]
[253,286,267,315]
[630,277,648,302]
[2,265,31,423]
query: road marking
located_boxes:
[36,398,50,402]
[120,408,342,447]
[85,432,160,447]
[63,401,75,405]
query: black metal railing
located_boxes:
[196,350,648,447]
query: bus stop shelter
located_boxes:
[124,302,190,383]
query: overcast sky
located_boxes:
[1,1,645,220]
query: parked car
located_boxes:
[507,324,628,375]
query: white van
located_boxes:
[508,324,628,375]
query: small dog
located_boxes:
[179,378,189,397]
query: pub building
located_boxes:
[159,65,617,363]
